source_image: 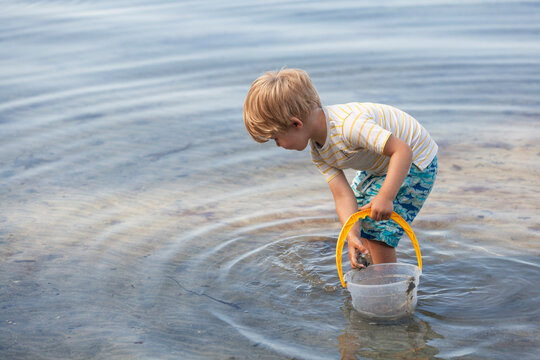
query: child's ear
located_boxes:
[290,117,303,128]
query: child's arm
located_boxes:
[329,134,412,268]
[328,171,369,269]
[359,134,413,220]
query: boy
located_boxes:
[243,68,437,269]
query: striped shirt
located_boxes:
[310,102,438,182]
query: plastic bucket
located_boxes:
[344,263,421,319]
[336,210,423,319]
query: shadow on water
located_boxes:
[338,311,443,360]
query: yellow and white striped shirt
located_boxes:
[310,102,438,182]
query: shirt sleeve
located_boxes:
[343,112,392,154]
[310,147,342,183]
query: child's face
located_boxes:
[273,122,310,151]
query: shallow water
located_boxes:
[1,1,540,359]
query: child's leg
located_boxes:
[351,172,403,260]
[361,237,396,264]
[351,157,438,263]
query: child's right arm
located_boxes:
[328,171,369,268]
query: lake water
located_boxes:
[1,1,539,359]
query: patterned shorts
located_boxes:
[351,156,438,248]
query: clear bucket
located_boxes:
[344,263,421,319]
[336,210,423,319]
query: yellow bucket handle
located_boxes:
[336,210,422,288]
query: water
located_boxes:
[1,1,539,359]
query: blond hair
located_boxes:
[243,68,321,143]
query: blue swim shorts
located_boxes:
[350,156,438,248]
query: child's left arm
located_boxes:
[360,134,412,220]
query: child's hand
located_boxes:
[347,235,369,269]
[359,195,394,221]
